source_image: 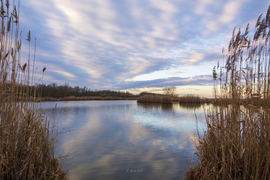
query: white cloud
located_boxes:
[22,0,269,93]
[53,70,76,78]
[195,0,215,15]
[219,0,245,24]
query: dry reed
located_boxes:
[186,6,270,179]
[161,95,173,104]
[137,94,162,103]
[0,1,67,179]
[179,95,203,103]
[137,94,172,104]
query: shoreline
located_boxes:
[40,96,138,102]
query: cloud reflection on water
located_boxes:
[43,100,205,179]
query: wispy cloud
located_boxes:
[116,75,213,90]
[20,0,269,95]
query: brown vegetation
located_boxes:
[137,94,172,104]
[163,86,177,96]
[179,95,204,103]
[161,95,173,104]
[186,6,270,179]
[0,1,66,179]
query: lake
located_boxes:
[41,100,206,180]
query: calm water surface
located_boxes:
[41,100,206,180]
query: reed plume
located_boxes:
[186,6,270,180]
[0,0,67,179]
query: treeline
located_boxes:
[37,83,134,98]
[7,82,135,99]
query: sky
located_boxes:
[18,0,269,97]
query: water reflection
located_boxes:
[42,100,205,180]
[137,103,174,112]
[179,103,202,110]
[161,103,174,112]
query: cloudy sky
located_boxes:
[18,0,269,97]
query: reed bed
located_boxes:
[179,95,204,103]
[172,96,180,102]
[137,94,172,104]
[186,6,270,179]
[137,94,162,103]
[0,1,66,179]
[161,95,173,104]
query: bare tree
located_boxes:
[163,86,177,97]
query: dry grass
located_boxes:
[185,6,270,179]
[137,94,172,104]
[172,96,180,102]
[179,95,204,103]
[161,95,173,104]
[0,1,67,179]
[137,94,162,103]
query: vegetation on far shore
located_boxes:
[137,90,207,104]
[179,95,204,103]
[137,94,173,104]
[11,82,213,103]
[0,1,67,179]
[42,95,137,101]
[137,87,180,104]
[4,82,135,99]
[185,6,270,179]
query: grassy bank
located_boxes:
[137,94,172,104]
[0,1,67,179]
[185,6,270,179]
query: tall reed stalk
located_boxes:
[186,6,270,179]
[0,0,67,179]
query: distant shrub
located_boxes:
[137,95,172,104]
[161,96,172,104]
[179,95,203,103]
[137,95,162,103]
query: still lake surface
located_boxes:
[41,100,206,180]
